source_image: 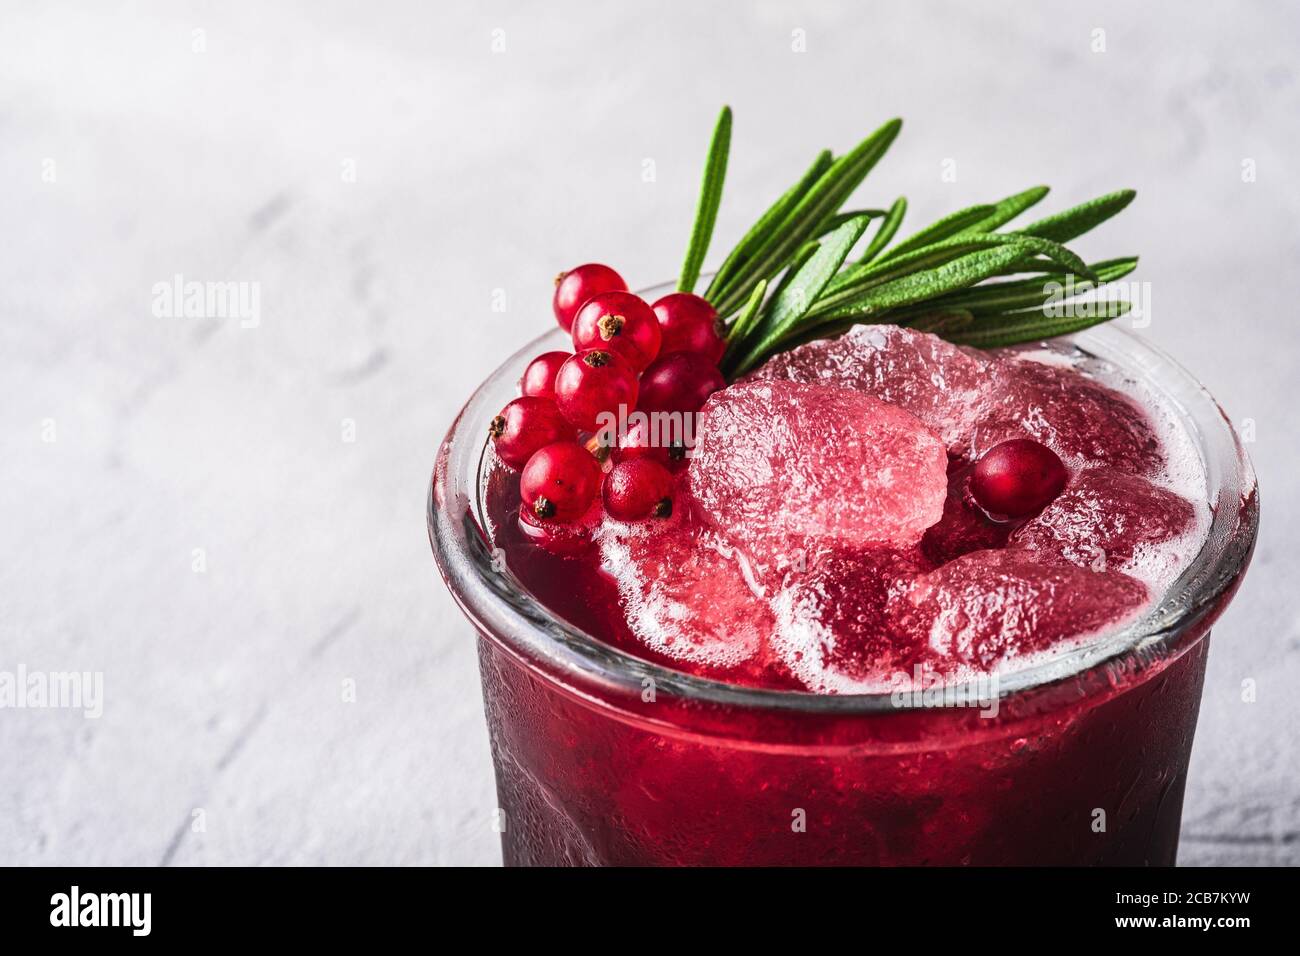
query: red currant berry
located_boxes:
[651,293,726,364]
[970,438,1069,519]
[519,351,570,400]
[489,397,573,469]
[520,442,602,522]
[603,459,675,522]
[571,291,662,371]
[637,351,726,415]
[552,263,627,332]
[554,349,639,432]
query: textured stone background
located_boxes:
[1,1,1296,865]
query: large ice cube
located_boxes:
[596,513,770,671]
[970,359,1163,473]
[770,546,934,693]
[750,324,993,449]
[686,380,948,558]
[1010,468,1196,571]
[907,549,1149,670]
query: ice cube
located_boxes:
[596,513,770,671]
[1010,468,1196,571]
[749,324,993,450]
[907,549,1149,670]
[686,380,948,558]
[969,359,1163,473]
[770,546,935,693]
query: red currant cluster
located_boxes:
[489,263,728,528]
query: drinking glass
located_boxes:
[429,282,1258,866]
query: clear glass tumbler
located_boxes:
[429,285,1258,866]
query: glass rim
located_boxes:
[429,282,1259,715]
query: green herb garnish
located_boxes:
[676,107,1139,379]
[677,106,731,295]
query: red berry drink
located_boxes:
[432,295,1257,866]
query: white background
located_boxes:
[1,1,1296,865]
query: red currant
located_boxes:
[603,459,675,521]
[571,291,662,371]
[489,397,573,469]
[637,351,726,415]
[552,263,627,332]
[651,293,726,364]
[554,349,639,432]
[970,438,1069,519]
[519,351,570,400]
[520,442,602,521]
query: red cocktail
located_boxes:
[430,292,1257,866]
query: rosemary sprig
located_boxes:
[946,300,1133,348]
[674,108,1140,379]
[705,150,833,300]
[721,279,769,366]
[914,257,1138,316]
[877,202,997,261]
[1014,189,1135,243]
[677,106,731,293]
[967,185,1050,232]
[813,232,1096,318]
[708,117,902,318]
[730,214,874,373]
[857,196,906,264]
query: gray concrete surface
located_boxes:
[0,1,1296,865]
